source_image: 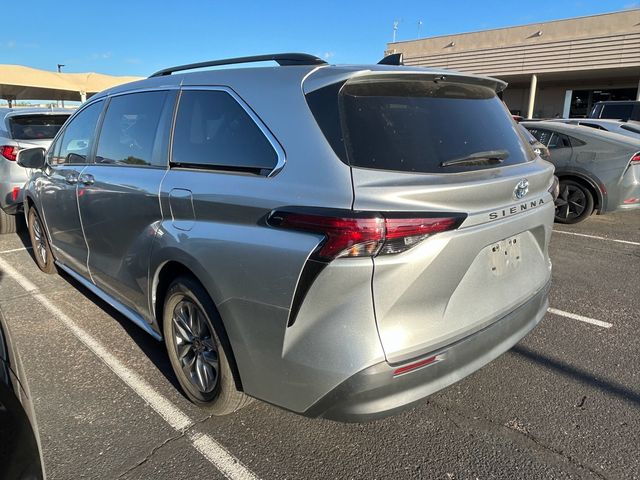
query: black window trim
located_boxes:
[169,86,286,176]
[92,88,178,170]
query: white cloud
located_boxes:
[0,40,37,49]
[323,51,335,60]
[91,51,112,60]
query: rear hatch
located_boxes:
[306,71,555,363]
[7,113,69,149]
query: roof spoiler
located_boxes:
[149,53,327,77]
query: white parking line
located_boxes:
[0,246,31,254]
[553,230,640,247]
[0,257,259,480]
[548,307,613,329]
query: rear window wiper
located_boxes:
[440,150,509,168]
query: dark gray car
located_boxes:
[523,121,640,223]
[17,54,555,421]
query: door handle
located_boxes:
[65,172,79,185]
[79,173,95,186]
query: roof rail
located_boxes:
[149,53,327,77]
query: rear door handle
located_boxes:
[79,173,95,186]
[65,172,79,185]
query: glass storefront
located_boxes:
[570,88,638,117]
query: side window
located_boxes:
[568,136,586,147]
[578,122,605,131]
[548,133,571,149]
[95,91,170,167]
[172,90,278,173]
[51,101,103,165]
[527,128,553,146]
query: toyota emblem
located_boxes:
[514,179,529,199]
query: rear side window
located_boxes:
[600,104,634,121]
[307,79,533,174]
[526,128,553,146]
[96,91,170,167]
[8,114,69,140]
[548,133,571,149]
[172,90,278,173]
[621,123,640,134]
[50,101,103,165]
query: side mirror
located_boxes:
[16,148,46,169]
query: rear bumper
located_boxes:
[305,280,550,422]
[0,181,25,214]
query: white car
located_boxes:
[549,118,640,140]
[0,108,72,233]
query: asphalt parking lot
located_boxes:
[0,211,638,480]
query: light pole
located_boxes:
[57,64,66,107]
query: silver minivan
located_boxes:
[18,54,556,421]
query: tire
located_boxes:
[28,208,56,274]
[162,276,251,415]
[554,180,594,224]
[0,208,17,234]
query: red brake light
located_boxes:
[631,152,640,165]
[277,214,384,260]
[11,187,20,202]
[1,145,18,161]
[269,210,463,261]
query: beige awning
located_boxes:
[0,64,143,102]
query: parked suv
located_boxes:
[589,101,640,122]
[0,108,72,233]
[17,54,555,421]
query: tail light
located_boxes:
[268,209,464,261]
[1,145,18,161]
[270,208,465,327]
[631,152,640,165]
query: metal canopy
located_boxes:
[0,64,142,104]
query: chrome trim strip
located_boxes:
[56,262,162,341]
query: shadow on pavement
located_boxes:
[512,344,640,407]
[54,270,184,396]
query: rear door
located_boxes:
[78,90,175,313]
[40,101,104,276]
[309,75,554,363]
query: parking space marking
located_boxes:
[548,307,613,329]
[0,257,259,480]
[0,246,31,254]
[553,230,640,246]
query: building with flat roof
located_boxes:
[385,10,640,118]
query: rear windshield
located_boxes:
[8,114,69,140]
[599,104,634,121]
[306,78,533,174]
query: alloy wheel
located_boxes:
[555,183,587,221]
[32,216,48,265]
[171,299,219,393]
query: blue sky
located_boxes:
[1,0,637,77]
